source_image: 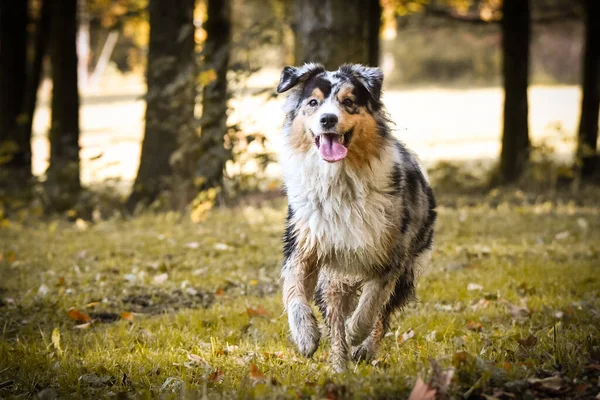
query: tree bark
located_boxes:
[127,0,196,211]
[21,0,51,172]
[197,0,232,192]
[294,0,380,69]
[0,0,29,185]
[499,0,531,183]
[47,0,81,201]
[577,0,599,178]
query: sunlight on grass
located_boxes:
[1,193,599,398]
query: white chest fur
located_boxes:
[282,144,400,273]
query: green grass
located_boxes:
[1,192,599,399]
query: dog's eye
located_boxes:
[342,98,354,107]
[308,99,319,107]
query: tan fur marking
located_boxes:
[342,111,381,170]
[311,88,325,101]
[290,113,314,154]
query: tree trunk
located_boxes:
[20,0,51,173]
[197,0,232,192]
[367,0,382,67]
[577,0,599,178]
[499,0,531,183]
[294,0,380,69]
[0,0,29,186]
[47,0,81,202]
[127,0,196,211]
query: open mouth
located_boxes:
[313,131,350,163]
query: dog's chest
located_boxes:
[286,157,395,270]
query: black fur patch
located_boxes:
[301,75,332,102]
[388,164,402,196]
[381,270,416,330]
[282,205,297,262]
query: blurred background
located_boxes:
[0,0,598,218]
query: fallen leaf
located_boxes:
[503,301,531,322]
[246,305,269,318]
[79,373,115,387]
[249,363,265,384]
[86,301,101,308]
[38,283,50,297]
[467,283,483,291]
[517,334,538,348]
[466,320,483,332]
[214,243,230,251]
[67,308,91,323]
[397,328,415,342]
[577,217,588,231]
[185,242,200,249]
[74,322,92,329]
[408,377,436,400]
[121,312,134,322]
[215,288,224,296]
[555,231,570,240]
[208,369,224,384]
[52,328,62,355]
[153,273,168,284]
[75,218,88,231]
[528,375,567,395]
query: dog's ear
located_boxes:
[341,64,384,103]
[277,63,325,93]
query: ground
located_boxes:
[1,189,599,399]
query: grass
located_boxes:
[1,190,599,399]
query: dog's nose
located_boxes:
[320,114,338,130]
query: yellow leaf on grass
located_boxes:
[52,328,63,355]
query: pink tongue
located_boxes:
[319,135,347,162]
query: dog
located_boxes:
[277,63,437,372]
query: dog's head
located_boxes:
[277,63,385,164]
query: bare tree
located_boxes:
[499,0,531,183]
[577,0,599,178]
[197,0,232,192]
[294,0,382,68]
[127,0,196,211]
[0,0,29,186]
[46,0,82,203]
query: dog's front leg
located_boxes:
[346,275,397,347]
[321,278,355,372]
[282,255,320,357]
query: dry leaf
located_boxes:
[518,334,537,348]
[246,305,269,318]
[121,312,134,322]
[466,320,483,332]
[467,283,483,291]
[409,377,437,400]
[249,363,265,383]
[67,308,91,323]
[208,369,224,384]
[52,328,62,355]
[153,273,168,284]
[215,288,224,296]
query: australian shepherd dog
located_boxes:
[276,63,437,372]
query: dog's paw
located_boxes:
[345,319,370,347]
[288,300,320,357]
[351,343,375,363]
